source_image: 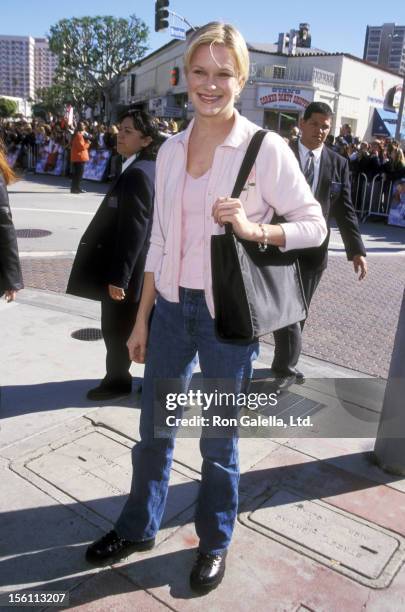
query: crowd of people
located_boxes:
[334,137,405,182]
[0,115,183,179]
[2,112,404,187]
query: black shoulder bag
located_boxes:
[211,130,308,343]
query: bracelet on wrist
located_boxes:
[258,223,269,252]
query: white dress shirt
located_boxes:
[298,140,323,194]
[121,153,137,174]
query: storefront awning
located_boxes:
[372,108,397,138]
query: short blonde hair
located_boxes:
[184,22,250,88]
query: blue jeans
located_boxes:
[115,289,259,554]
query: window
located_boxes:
[263,110,279,131]
[273,65,286,79]
[130,74,136,96]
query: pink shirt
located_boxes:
[179,171,210,289]
[145,110,327,318]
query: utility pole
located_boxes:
[395,73,405,142]
[390,31,405,142]
[374,288,405,475]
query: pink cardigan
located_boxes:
[145,110,327,317]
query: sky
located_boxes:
[1,0,404,59]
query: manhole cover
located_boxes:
[245,489,401,584]
[25,429,199,526]
[71,328,103,341]
[16,229,52,238]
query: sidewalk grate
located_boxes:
[71,328,103,341]
[16,229,52,238]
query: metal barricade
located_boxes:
[352,172,368,220]
[26,145,35,171]
[363,173,394,221]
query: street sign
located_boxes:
[164,106,183,118]
[170,25,186,40]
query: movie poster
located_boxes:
[388,179,405,228]
[83,148,111,181]
[35,141,65,176]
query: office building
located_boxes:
[364,23,405,75]
[0,35,57,99]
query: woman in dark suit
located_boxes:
[67,111,163,400]
[0,142,23,302]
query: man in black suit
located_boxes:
[67,111,162,400]
[271,102,367,384]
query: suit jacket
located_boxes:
[67,157,155,302]
[290,140,366,272]
[0,173,23,297]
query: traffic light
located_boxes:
[155,0,169,32]
[170,66,180,86]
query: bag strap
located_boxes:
[231,129,268,198]
[226,130,268,235]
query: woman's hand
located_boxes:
[212,197,258,241]
[127,318,149,363]
[108,284,125,301]
[4,289,17,303]
[126,272,156,363]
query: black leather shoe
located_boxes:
[295,370,305,383]
[190,550,227,594]
[269,369,306,395]
[86,530,155,565]
[86,384,131,401]
[270,375,296,395]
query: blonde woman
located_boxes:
[384,141,405,182]
[86,22,327,593]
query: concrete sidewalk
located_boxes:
[1,289,405,611]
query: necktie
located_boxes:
[304,151,314,190]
